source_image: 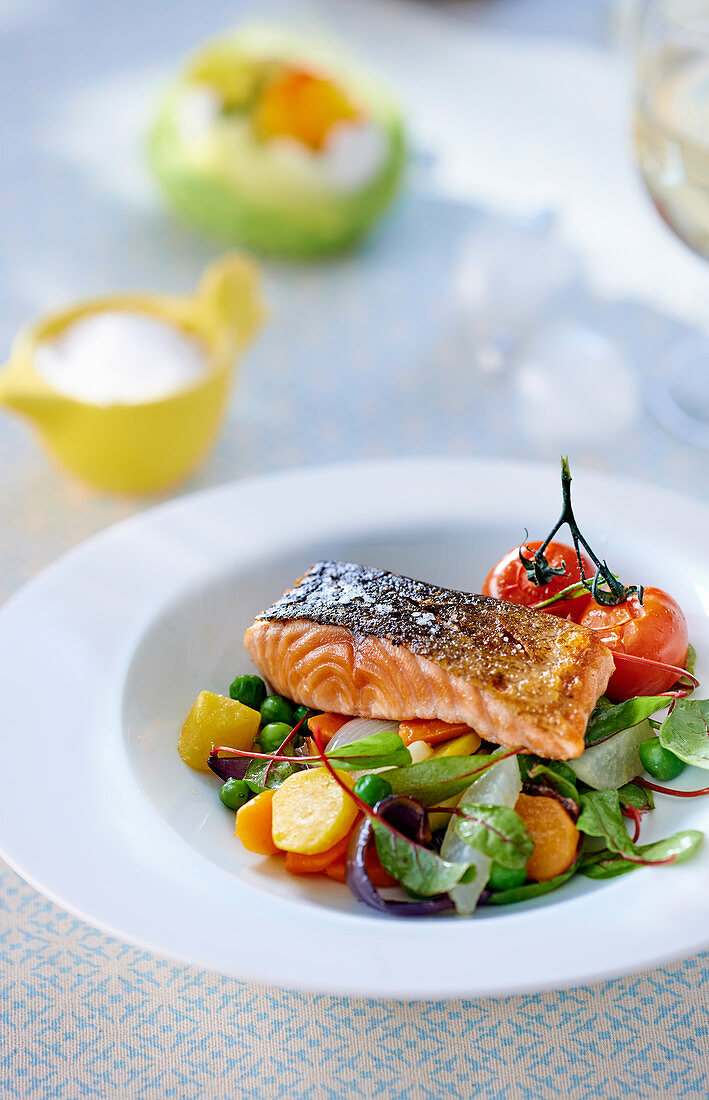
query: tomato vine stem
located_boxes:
[520,456,643,608]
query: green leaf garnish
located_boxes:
[526,762,580,807]
[585,696,669,747]
[325,730,412,771]
[383,754,499,806]
[455,804,534,869]
[577,789,703,873]
[371,819,468,896]
[580,831,703,879]
[618,781,655,812]
[487,864,578,905]
[244,758,295,793]
[577,789,636,856]
[658,699,709,770]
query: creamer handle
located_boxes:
[196,253,267,352]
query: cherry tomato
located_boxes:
[578,587,688,700]
[482,540,594,620]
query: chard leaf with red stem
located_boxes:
[577,789,687,867]
[383,750,519,806]
[326,729,411,770]
[371,815,469,896]
[525,762,580,809]
[244,758,296,793]
[346,813,454,917]
[454,803,534,868]
[585,695,669,747]
[580,830,703,879]
[618,781,654,812]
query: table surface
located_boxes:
[2,0,709,1096]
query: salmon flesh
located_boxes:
[243,561,614,760]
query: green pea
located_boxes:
[639,737,685,781]
[488,863,527,892]
[292,704,310,728]
[219,778,251,811]
[229,674,266,711]
[258,722,294,754]
[353,774,393,807]
[260,694,294,726]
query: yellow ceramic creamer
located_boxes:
[0,253,265,493]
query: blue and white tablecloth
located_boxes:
[2,0,709,1096]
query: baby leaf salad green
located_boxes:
[370,819,468,896]
[659,699,709,768]
[585,696,671,746]
[455,805,534,868]
[325,729,412,770]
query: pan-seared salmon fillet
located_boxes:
[243,561,614,760]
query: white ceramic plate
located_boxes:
[1,457,708,999]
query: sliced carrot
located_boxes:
[234,790,279,855]
[367,846,397,888]
[399,719,473,747]
[306,712,349,745]
[514,792,580,883]
[323,842,396,887]
[284,831,352,875]
[324,855,347,883]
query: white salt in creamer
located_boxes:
[34,311,207,405]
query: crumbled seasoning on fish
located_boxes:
[244,561,615,759]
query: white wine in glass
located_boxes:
[633,0,709,445]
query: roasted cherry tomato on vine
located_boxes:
[482,540,594,620]
[578,586,688,700]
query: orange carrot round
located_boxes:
[324,856,347,883]
[284,831,352,875]
[323,844,396,887]
[234,789,279,855]
[366,846,397,888]
[514,793,579,882]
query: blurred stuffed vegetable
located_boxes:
[149,29,406,258]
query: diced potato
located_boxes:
[178,690,261,771]
[428,794,462,832]
[432,732,481,759]
[271,768,358,854]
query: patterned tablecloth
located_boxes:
[2,0,708,1096]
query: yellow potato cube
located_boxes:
[271,768,358,854]
[428,794,464,833]
[178,690,261,772]
[432,732,481,759]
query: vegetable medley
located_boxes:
[177,460,707,917]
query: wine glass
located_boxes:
[634,0,709,447]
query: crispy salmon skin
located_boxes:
[243,561,614,760]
